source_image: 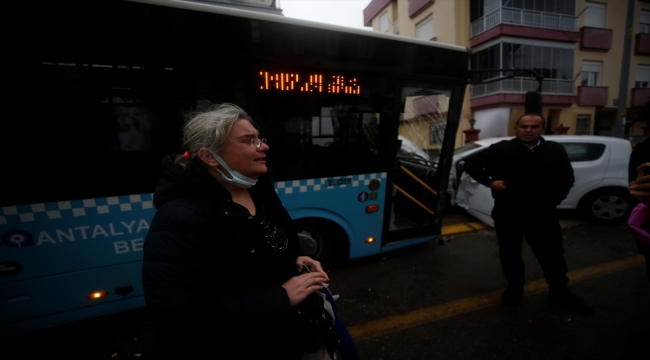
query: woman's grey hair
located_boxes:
[174,103,253,170]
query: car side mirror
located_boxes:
[456,160,465,171]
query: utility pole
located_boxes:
[614,0,635,138]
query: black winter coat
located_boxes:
[142,156,311,359]
[463,137,574,211]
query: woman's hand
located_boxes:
[629,163,650,206]
[489,180,507,192]
[295,256,328,281]
[282,272,329,306]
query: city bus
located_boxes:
[0,0,469,336]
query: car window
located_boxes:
[453,142,482,158]
[561,142,606,162]
[432,142,482,163]
[397,136,430,165]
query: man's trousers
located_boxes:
[492,205,569,290]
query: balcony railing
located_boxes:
[470,77,574,98]
[580,27,612,51]
[471,7,577,38]
[635,33,650,55]
[577,86,608,107]
[631,88,650,107]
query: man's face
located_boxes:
[515,115,546,145]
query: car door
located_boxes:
[460,171,496,226]
[454,148,496,227]
[557,141,608,208]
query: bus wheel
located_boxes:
[294,221,334,265]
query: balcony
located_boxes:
[577,86,608,107]
[580,27,612,51]
[188,0,281,14]
[470,78,576,109]
[470,78,576,110]
[471,7,577,38]
[631,88,650,107]
[635,33,650,55]
[471,77,574,98]
[363,0,395,26]
[409,0,434,18]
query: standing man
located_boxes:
[464,113,593,315]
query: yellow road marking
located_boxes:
[347,255,645,341]
[441,221,490,236]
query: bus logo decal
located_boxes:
[328,178,352,187]
[1,230,35,248]
[275,173,387,195]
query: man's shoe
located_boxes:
[501,286,524,306]
[549,290,593,315]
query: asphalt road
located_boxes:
[330,215,648,360]
[3,212,648,360]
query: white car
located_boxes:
[448,135,632,226]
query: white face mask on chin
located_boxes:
[209,150,258,189]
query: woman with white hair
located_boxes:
[142,103,329,359]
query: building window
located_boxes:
[636,65,650,88]
[471,43,500,80]
[429,122,445,145]
[581,61,602,86]
[471,42,574,82]
[575,114,591,135]
[641,11,650,34]
[471,0,576,20]
[380,12,389,33]
[584,2,605,28]
[416,15,434,41]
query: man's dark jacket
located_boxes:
[463,137,574,210]
[142,156,310,359]
[628,137,650,183]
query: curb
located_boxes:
[441,221,491,236]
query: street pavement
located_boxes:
[330,212,648,360]
[2,211,647,360]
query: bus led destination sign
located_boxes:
[259,71,361,95]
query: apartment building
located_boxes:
[363,0,650,147]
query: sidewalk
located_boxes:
[441,210,491,236]
[441,209,587,236]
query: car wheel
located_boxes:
[293,220,334,265]
[579,189,630,223]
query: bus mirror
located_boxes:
[525,91,542,114]
[456,160,465,171]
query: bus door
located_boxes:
[384,85,454,245]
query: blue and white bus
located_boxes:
[0,0,469,336]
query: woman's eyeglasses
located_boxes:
[250,138,266,148]
[231,138,267,148]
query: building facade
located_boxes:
[363,0,650,147]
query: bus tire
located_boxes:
[293,220,338,266]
